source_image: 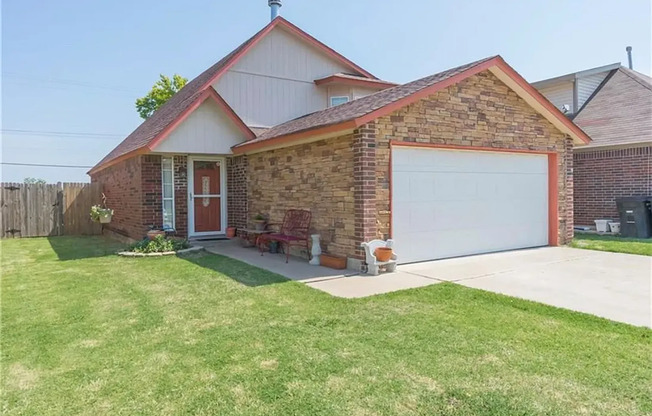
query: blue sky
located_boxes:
[2,0,650,183]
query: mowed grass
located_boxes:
[1,237,651,416]
[570,232,652,256]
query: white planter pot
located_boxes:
[99,214,112,224]
[594,219,611,233]
[608,222,620,234]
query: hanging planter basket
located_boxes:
[99,213,112,224]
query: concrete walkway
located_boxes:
[200,241,651,327]
[199,240,441,297]
[400,247,651,328]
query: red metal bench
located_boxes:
[258,209,311,263]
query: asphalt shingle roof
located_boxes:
[573,67,652,148]
[238,56,497,146]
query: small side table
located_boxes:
[239,228,272,249]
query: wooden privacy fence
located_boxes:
[0,182,103,238]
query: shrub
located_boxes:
[126,235,189,253]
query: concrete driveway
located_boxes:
[400,247,652,328]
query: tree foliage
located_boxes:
[24,177,46,184]
[135,74,188,119]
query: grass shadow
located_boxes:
[180,251,289,287]
[47,236,124,261]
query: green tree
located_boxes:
[135,74,188,119]
[24,177,46,184]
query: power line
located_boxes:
[2,72,141,95]
[1,162,93,169]
[1,129,125,138]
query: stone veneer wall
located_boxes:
[372,70,574,244]
[573,146,652,226]
[247,136,356,257]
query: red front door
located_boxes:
[192,160,221,233]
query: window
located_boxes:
[161,157,175,230]
[330,96,349,107]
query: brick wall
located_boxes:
[373,70,573,244]
[141,155,163,233]
[353,123,378,259]
[173,156,188,237]
[227,155,248,230]
[90,157,143,239]
[573,146,652,225]
[248,136,356,257]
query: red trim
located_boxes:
[548,153,559,246]
[314,74,397,89]
[390,141,560,248]
[388,140,393,239]
[200,17,376,91]
[232,120,357,154]
[391,141,556,155]
[493,58,591,144]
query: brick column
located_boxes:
[227,155,248,230]
[353,123,377,259]
[563,136,574,243]
[141,155,163,236]
[173,156,188,237]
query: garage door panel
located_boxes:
[392,147,549,263]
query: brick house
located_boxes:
[90,16,590,265]
[533,64,652,227]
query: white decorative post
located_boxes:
[309,234,321,265]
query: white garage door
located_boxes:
[392,147,549,263]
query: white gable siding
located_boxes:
[153,100,248,154]
[577,72,609,110]
[538,81,574,113]
[213,27,355,127]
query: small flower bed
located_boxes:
[126,235,190,254]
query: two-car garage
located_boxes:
[391,145,555,264]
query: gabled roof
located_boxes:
[233,55,591,154]
[89,17,377,174]
[573,67,652,149]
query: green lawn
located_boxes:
[1,237,651,416]
[570,232,652,256]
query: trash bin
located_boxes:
[616,197,652,238]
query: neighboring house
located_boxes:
[90,14,590,266]
[533,64,652,227]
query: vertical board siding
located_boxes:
[154,100,249,153]
[0,182,102,238]
[214,26,353,127]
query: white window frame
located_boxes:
[161,157,175,231]
[330,95,349,107]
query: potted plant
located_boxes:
[90,205,113,224]
[253,214,267,231]
[147,225,166,240]
[374,246,393,262]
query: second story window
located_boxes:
[330,96,349,107]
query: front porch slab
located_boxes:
[198,239,441,297]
